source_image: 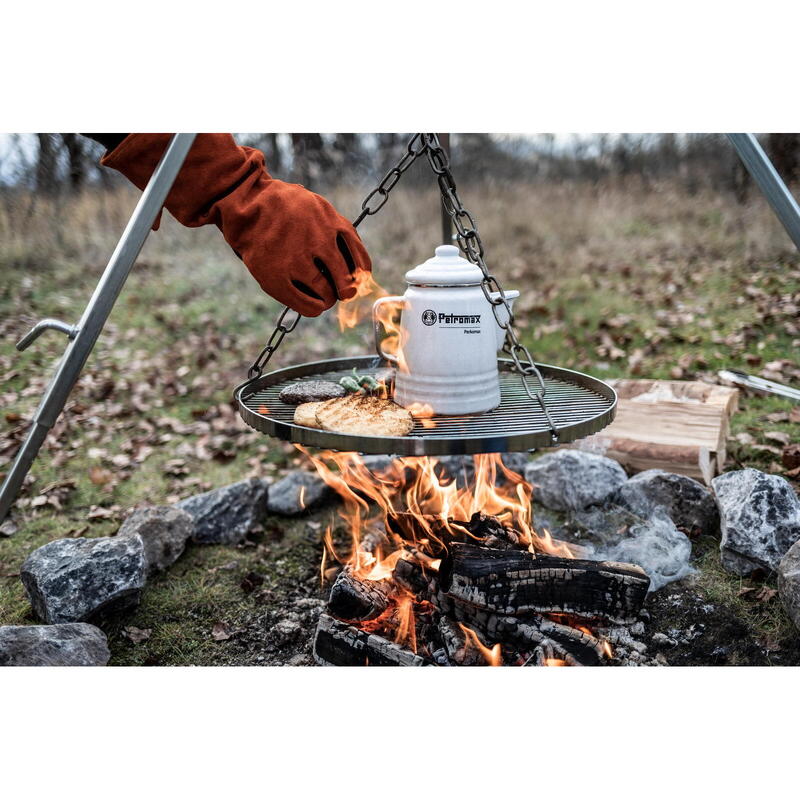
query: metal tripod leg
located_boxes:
[0,133,197,524]
[728,133,800,252]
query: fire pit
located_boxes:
[303,452,651,666]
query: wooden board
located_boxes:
[570,379,739,484]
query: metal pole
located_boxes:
[438,133,453,244]
[0,133,197,524]
[728,133,800,252]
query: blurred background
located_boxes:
[3,132,800,195]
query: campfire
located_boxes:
[304,451,650,666]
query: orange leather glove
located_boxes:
[101,133,371,317]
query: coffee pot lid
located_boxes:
[405,244,484,286]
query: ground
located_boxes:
[1,178,799,665]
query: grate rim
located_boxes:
[236,356,617,456]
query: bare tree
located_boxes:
[290,133,331,187]
[61,134,87,191]
[35,134,59,194]
[768,134,800,184]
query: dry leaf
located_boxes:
[87,505,115,521]
[123,626,152,644]
[89,466,113,486]
[765,431,792,446]
[755,586,778,603]
[211,622,232,641]
[783,444,800,471]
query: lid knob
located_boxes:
[435,244,460,260]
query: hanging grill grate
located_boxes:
[237,356,617,456]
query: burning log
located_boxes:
[313,612,429,666]
[392,556,436,596]
[327,567,390,622]
[443,598,607,666]
[440,543,649,625]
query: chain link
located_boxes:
[239,132,558,443]
[421,133,558,442]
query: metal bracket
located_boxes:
[16,319,79,351]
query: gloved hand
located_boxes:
[101,133,371,317]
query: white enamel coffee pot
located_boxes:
[372,244,518,415]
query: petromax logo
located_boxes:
[421,309,481,326]
[421,309,437,326]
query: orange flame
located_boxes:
[459,623,502,666]
[300,448,572,580]
[406,402,436,429]
[337,271,389,331]
[544,658,568,667]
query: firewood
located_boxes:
[437,617,486,665]
[326,567,390,622]
[442,596,606,666]
[392,556,436,596]
[576,379,739,484]
[313,612,429,666]
[440,543,649,625]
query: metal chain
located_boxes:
[421,133,558,443]
[240,133,558,443]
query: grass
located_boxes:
[1,177,799,663]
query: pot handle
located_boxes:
[372,296,406,365]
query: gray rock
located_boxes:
[359,455,395,474]
[0,623,110,666]
[524,450,627,511]
[613,469,719,536]
[178,477,269,544]
[117,506,194,575]
[712,469,800,575]
[778,539,800,630]
[21,536,146,624]
[435,453,530,488]
[266,471,334,516]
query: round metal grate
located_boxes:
[236,356,617,456]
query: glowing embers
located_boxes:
[309,452,649,666]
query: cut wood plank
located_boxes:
[610,379,739,414]
[572,380,738,484]
[598,439,714,485]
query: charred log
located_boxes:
[327,567,390,622]
[313,613,429,666]
[440,543,649,625]
[442,595,606,666]
[464,511,522,549]
[392,556,435,596]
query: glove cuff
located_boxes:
[101,134,273,228]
